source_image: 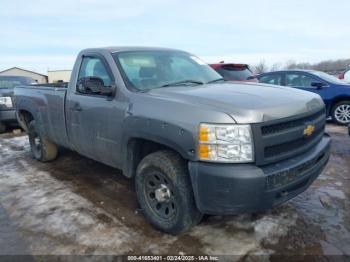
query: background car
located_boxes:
[257,70,350,125]
[209,63,257,82]
[339,67,350,83]
[0,75,35,133]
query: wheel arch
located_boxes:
[17,109,35,131]
[330,96,350,125]
[121,117,197,178]
[122,135,195,178]
[330,96,350,112]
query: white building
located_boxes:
[47,70,72,83]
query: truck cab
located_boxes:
[14,47,331,234]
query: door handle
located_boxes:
[70,103,82,111]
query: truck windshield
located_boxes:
[113,51,222,91]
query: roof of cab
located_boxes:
[81,46,185,54]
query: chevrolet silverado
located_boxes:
[14,47,331,234]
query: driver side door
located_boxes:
[67,54,124,167]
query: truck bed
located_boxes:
[14,85,70,148]
[31,82,68,88]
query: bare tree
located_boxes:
[270,62,282,71]
[285,59,297,69]
[252,57,350,75]
[253,60,268,74]
[282,58,350,75]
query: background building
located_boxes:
[0,67,48,83]
[47,70,72,83]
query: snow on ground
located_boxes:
[0,136,145,254]
[0,129,348,257]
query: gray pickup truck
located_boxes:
[0,75,35,133]
[14,47,331,234]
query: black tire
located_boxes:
[135,150,202,235]
[331,101,350,125]
[28,120,58,162]
[0,122,6,134]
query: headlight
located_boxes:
[198,123,254,163]
[0,97,13,108]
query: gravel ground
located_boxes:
[0,124,349,259]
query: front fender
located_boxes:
[120,115,198,178]
[122,116,197,160]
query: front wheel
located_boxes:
[135,150,202,235]
[332,101,350,125]
[28,120,58,162]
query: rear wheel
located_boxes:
[28,120,58,162]
[0,122,6,134]
[332,101,350,125]
[135,150,202,235]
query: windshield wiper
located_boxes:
[161,80,204,87]
[207,78,225,84]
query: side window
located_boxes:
[285,73,317,88]
[78,56,112,87]
[259,74,282,85]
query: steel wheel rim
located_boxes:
[30,130,42,155]
[335,104,350,124]
[144,171,177,220]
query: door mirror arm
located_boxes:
[100,85,116,96]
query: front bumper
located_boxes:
[188,135,331,215]
[0,109,16,123]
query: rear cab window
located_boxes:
[0,80,22,88]
[0,76,32,88]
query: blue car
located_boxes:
[257,70,350,125]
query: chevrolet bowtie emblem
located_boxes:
[303,124,315,137]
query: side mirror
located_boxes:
[311,82,326,89]
[77,76,114,96]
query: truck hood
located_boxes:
[147,82,324,123]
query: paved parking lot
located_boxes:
[0,124,349,259]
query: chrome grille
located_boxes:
[252,109,326,166]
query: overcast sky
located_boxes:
[1,0,349,73]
